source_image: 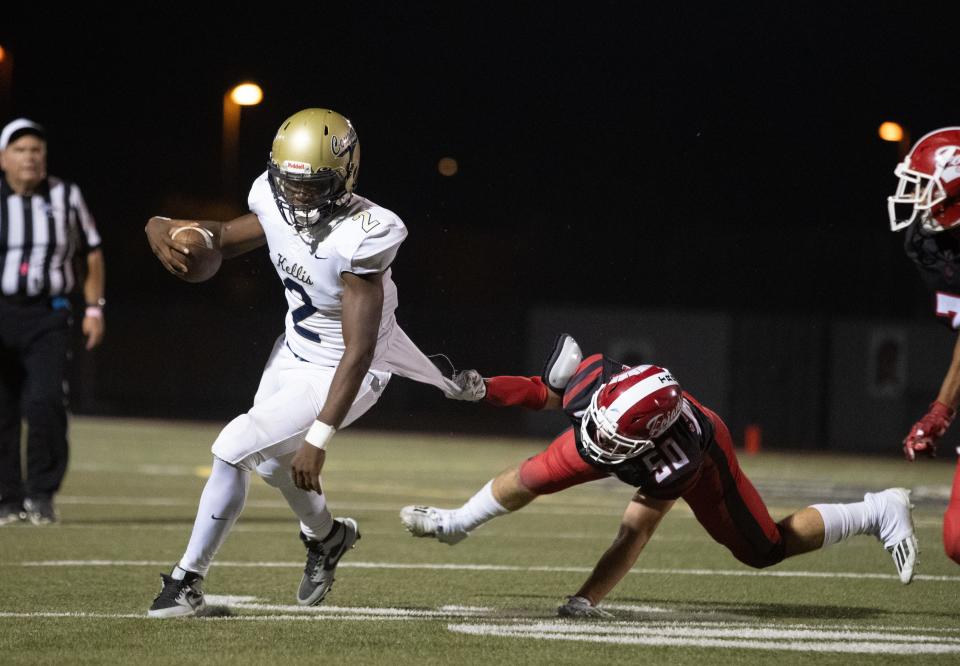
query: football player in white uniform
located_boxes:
[144,108,463,617]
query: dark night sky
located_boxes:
[2,4,959,387]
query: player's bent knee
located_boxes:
[256,457,292,489]
[737,551,784,569]
[731,528,787,569]
[211,414,262,472]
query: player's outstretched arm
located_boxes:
[291,271,384,492]
[453,334,579,409]
[144,213,266,275]
[904,333,960,460]
[483,375,562,410]
[568,493,674,607]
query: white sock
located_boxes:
[178,457,250,577]
[255,455,334,542]
[447,480,510,533]
[811,499,878,547]
[170,566,191,581]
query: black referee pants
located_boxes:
[0,300,70,504]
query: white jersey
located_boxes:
[247,171,407,367]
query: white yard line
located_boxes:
[14,558,960,582]
[2,602,958,655]
[447,622,960,655]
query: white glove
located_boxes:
[449,369,486,401]
[556,595,613,618]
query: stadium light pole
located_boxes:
[222,82,263,197]
[879,121,910,161]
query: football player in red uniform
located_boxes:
[405,335,918,617]
[889,126,960,566]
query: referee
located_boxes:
[0,118,105,526]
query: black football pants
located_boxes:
[0,300,70,504]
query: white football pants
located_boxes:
[179,324,461,575]
[211,324,461,469]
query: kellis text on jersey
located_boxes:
[276,254,314,285]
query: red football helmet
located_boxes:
[889,127,960,232]
[580,364,683,465]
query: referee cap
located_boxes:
[0,118,46,150]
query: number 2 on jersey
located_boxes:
[284,278,321,342]
[353,210,380,233]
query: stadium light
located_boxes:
[229,83,263,106]
[879,121,904,143]
[438,157,459,177]
[879,121,911,160]
[222,82,263,196]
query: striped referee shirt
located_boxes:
[0,175,101,299]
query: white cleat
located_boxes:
[866,487,918,584]
[400,505,468,545]
[557,595,613,619]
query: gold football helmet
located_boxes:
[267,108,360,231]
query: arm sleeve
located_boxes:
[70,184,101,252]
[484,376,550,410]
[350,221,407,275]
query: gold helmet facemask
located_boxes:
[267,108,360,232]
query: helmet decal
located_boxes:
[282,160,312,174]
[936,147,960,183]
[330,130,356,157]
[645,400,683,438]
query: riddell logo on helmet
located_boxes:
[282,161,312,174]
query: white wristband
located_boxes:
[85,306,103,319]
[305,421,336,450]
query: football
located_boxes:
[170,226,222,283]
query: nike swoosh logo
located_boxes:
[211,514,229,521]
[323,541,346,570]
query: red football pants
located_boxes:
[683,405,785,568]
[944,457,960,565]
[518,408,785,568]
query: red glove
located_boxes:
[903,401,955,461]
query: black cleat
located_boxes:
[148,571,206,618]
[297,518,360,606]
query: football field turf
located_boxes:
[1,417,958,665]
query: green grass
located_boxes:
[1,417,958,665]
